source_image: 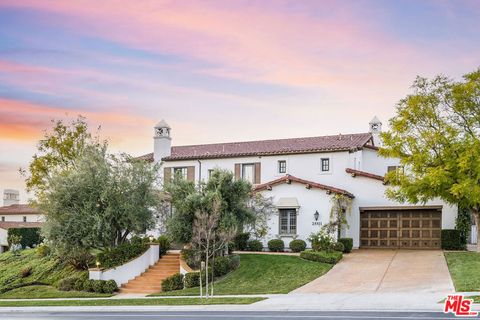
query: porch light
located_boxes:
[96,261,100,268]
[149,235,154,243]
[314,210,320,221]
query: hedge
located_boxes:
[161,273,184,292]
[7,228,42,248]
[441,229,466,250]
[338,238,353,253]
[300,250,343,264]
[97,237,149,269]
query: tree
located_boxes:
[379,70,480,251]
[245,193,275,239]
[324,194,352,239]
[21,116,104,200]
[40,146,161,255]
[166,169,253,244]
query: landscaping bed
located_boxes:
[152,253,332,296]
[0,297,265,307]
[444,252,480,291]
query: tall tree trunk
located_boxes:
[473,209,480,252]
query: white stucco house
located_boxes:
[139,117,457,249]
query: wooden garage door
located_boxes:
[360,209,442,249]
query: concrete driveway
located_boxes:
[293,249,454,294]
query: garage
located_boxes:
[360,206,442,249]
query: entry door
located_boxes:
[360,209,442,249]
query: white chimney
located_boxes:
[3,189,19,206]
[369,116,383,146]
[153,119,172,163]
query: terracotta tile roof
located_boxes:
[253,174,355,198]
[0,221,43,229]
[0,204,40,215]
[138,133,374,161]
[345,168,385,182]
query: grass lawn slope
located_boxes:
[0,249,104,298]
[153,254,332,296]
[0,297,265,307]
[444,252,480,291]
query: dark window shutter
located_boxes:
[187,166,195,182]
[163,167,172,184]
[254,162,261,184]
[234,164,241,180]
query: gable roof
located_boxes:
[253,174,354,198]
[0,221,42,230]
[138,132,374,161]
[0,204,40,215]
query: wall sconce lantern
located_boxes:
[149,235,154,243]
[96,261,100,268]
[314,210,320,221]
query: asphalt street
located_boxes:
[0,311,461,320]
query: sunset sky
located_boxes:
[0,0,479,201]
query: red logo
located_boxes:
[444,295,478,317]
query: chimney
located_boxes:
[153,119,172,163]
[3,189,19,206]
[369,116,383,146]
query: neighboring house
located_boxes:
[0,204,44,253]
[138,117,457,249]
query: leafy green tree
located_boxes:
[323,194,352,239]
[166,169,253,244]
[21,116,104,200]
[379,70,480,250]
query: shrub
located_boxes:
[157,235,171,257]
[228,254,240,271]
[184,272,200,288]
[7,228,42,248]
[308,230,334,252]
[338,238,353,253]
[161,273,184,292]
[300,249,343,264]
[103,280,118,294]
[234,232,250,251]
[289,239,307,252]
[97,239,149,269]
[332,242,345,253]
[268,239,285,252]
[65,249,96,270]
[36,245,50,257]
[57,277,78,291]
[181,248,200,270]
[83,279,95,292]
[73,278,85,291]
[227,242,235,254]
[212,256,230,277]
[20,266,32,278]
[92,280,104,293]
[247,240,263,252]
[441,229,466,250]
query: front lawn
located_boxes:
[0,297,265,307]
[0,285,111,299]
[152,253,332,296]
[444,252,480,291]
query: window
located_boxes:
[279,209,297,234]
[1,216,4,222]
[278,160,286,174]
[23,216,27,222]
[242,164,255,184]
[388,165,403,173]
[208,169,214,179]
[173,167,188,180]
[321,158,330,172]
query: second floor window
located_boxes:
[278,160,286,174]
[321,158,330,172]
[23,216,27,222]
[242,164,255,184]
[173,167,188,180]
[1,216,4,222]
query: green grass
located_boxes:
[0,249,85,294]
[466,296,480,303]
[0,297,265,307]
[151,254,332,296]
[444,252,480,291]
[0,285,111,299]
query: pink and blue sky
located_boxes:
[0,0,479,201]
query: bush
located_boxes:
[441,229,466,250]
[308,230,334,252]
[7,228,42,248]
[97,239,149,269]
[181,248,200,270]
[161,273,184,292]
[289,239,307,252]
[212,256,230,277]
[184,272,200,288]
[92,280,104,293]
[338,238,353,253]
[65,248,96,270]
[103,280,118,294]
[83,279,95,292]
[57,277,78,291]
[36,245,50,257]
[157,235,171,257]
[228,254,240,271]
[20,266,32,278]
[247,240,263,252]
[268,239,285,252]
[332,242,345,253]
[73,278,85,291]
[300,250,343,264]
[234,232,250,251]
